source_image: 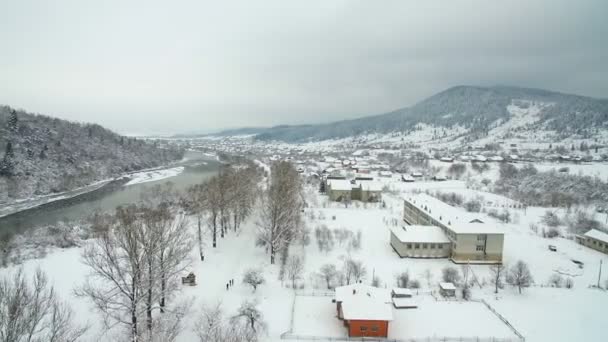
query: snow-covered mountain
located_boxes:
[0,106,184,202]
[220,86,607,144]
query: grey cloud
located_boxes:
[0,0,606,135]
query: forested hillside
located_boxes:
[250,86,608,142]
[0,106,184,202]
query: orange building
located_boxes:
[334,284,393,338]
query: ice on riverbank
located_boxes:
[124,166,185,186]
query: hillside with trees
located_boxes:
[221,85,608,142]
[0,106,184,203]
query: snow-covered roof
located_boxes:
[584,229,608,244]
[327,179,353,191]
[392,298,418,309]
[357,180,383,192]
[391,225,451,243]
[341,297,394,321]
[403,194,503,235]
[335,283,392,303]
[391,288,413,297]
[336,284,393,321]
[439,282,456,290]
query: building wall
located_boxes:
[390,232,451,258]
[579,237,608,254]
[328,189,351,202]
[403,199,503,264]
[360,190,381,202]
[451,234,503,263]
[347,320,389,338]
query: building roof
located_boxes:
[335,283,392,303]
[357,180,383,192]
[439,282,456,290]
[584,229,608,244]
[390,225,451,243]
[341,297,394,321]
[327,179,353,191]
[391,288,413,297]
[392,297,418,309]
[336,284,393,321]
[403,193,503,234]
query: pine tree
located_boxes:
[7,109,18,132]
[0,141,15,176]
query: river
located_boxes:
[0,151,220,240]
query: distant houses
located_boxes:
[326,178,382,203]
[391,194,504,264]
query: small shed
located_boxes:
[392,297,418,309]
[391,288,413,298]
[439,282,456,297]
[181,272,196,286]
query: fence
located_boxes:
[295,290,335,297]
[280,333,520,342]
[477,300,525,342]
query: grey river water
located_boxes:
[0,151,220,240]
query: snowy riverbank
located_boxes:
[124,166,185,186]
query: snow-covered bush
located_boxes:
[243,268,265,292]
[442,266,461,285]
[464,199,482,213]
[395,271,410,288]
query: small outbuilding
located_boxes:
[181,272,196,286]
[439,282,456,297]
[335,284,393,337]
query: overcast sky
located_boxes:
[1,0,607,135]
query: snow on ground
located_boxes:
[4,166,608,342]
[292,296,345,337]
[390,296,516,340]
[124,166,185,186]
[483,287,608,342]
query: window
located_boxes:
[438,244,443,249]
[476,245,485,251]
[430,243,436,249]
[371,326,379,332]
[415,243,420,249]
[407,243,412,249]
[360,326,368,332]
[423,243,428,249]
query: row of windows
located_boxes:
[360,326,379,332]
[590,239,608,249]
[407,243,445,250]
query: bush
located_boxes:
[395,272,410,288]
[548,274,564,287]
[442,267,461,284]
[408,279,421,289]
[464,199,482,213]
[546,227,560,238]
[542,211,562,227]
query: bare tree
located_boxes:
[184,184,206,261]
[344,258,367,284]
[242,269,265,292]
[256,162,303,264]
[442,266,461,284]
[77,205,145,341]
[231,300,266,339]
[395,271,410,288]
[490,263,507,294]
[319,264,337,289]
[0,268,88,342]
[506,260,534,294]
[285,254,304,289]
[204,177,222,248]
[196,303,256,342]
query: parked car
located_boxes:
[548,245,557,252]
[571,259,584,269]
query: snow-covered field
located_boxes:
[5,164,608,342]
[124,166,185,186]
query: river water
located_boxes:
[0,151,220,240]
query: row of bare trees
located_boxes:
[256,161,303,264]
[0,269,88,342]
[184,164,259,260]
[77,185,193,342]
